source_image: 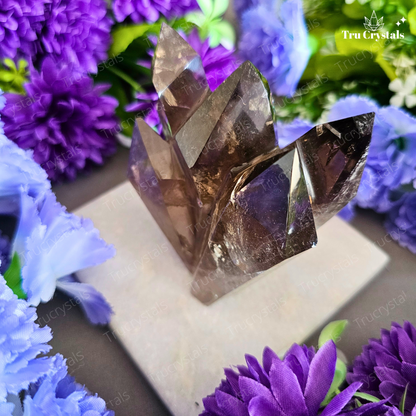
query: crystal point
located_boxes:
[128,25,375,304]
[297,114,374,227]
[153,23,210,137]
[128,118,200,270]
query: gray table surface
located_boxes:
[39,146,416,416]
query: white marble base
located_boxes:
[75,181,389,416]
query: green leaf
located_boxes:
[211,20,235,48]
[208,26,223,47]
[3,58,17,71]
[353,393,381,403]
[315,54,384,81]
[400,384,409,414]
[196,0,213,17]
[307,34,320,56]
[109,24,153,57]
[374,53,396,81]
[212,0,229,18]
[341,2,370,19]
[319,320,348,347]
[0,71,15,82]
[409,7,416,36]
[4,253,27,299]
[186,11,207,27]
[321,359,347,406]
[107,66,142,92]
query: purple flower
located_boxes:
[201,341,389,416]
[1,57,118,182]
[37,0,113,74]
[386,405,416,416]
[0,0,47,60]
[24,354,114,415]
[0,275,52,411]
[187,29,239,91]
[238,0,311,97]
[125,91,162,134]
[0,135,115,324]
[385,193,416,254]
[112,0,198,23]
[347,321,416,413]
[127,29,239,132]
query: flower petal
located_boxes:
[321,382,362,416]
[304,341,337,416]
[269,356,308,416]
[239,376,275,404]
[396,327,416,364]
[263,347,279,374]
[248,396,284,416]
[56,275,113,325]
[215,389,249,416]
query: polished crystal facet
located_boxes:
[153,23,210,137]
[128,25,375,304]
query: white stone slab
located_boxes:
[75,181,389,416]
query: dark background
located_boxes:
[37,145,416,415]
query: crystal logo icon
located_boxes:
[128,24,375,304]
[364,10,384,31]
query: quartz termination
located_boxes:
[128,23,375,304]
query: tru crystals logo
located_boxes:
[342,10,405,41]
[364,10,384,31]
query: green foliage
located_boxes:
[186,0,235,48]
[0,59,29,94]
[319,320,348,347]
[409,7,416,35]
[109,18,192,58]
[109,23,157,58]
[353,392,381,403]
[400,384,409,413]
[4,253,27,299]
[286,0,416,122]
[319,320,349,406]
[322,359,347,406]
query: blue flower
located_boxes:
[238,0,311,97]
[56,275,113,326]
[0,129,50,201]
[0,231,11,274]
[0,275,52,412]
[0,133,115,324]
[20,190,115,306]
[385,192,416,254]
[24,354,115,416]
[275,117,313,148]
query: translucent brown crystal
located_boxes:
[128,24,375,304]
